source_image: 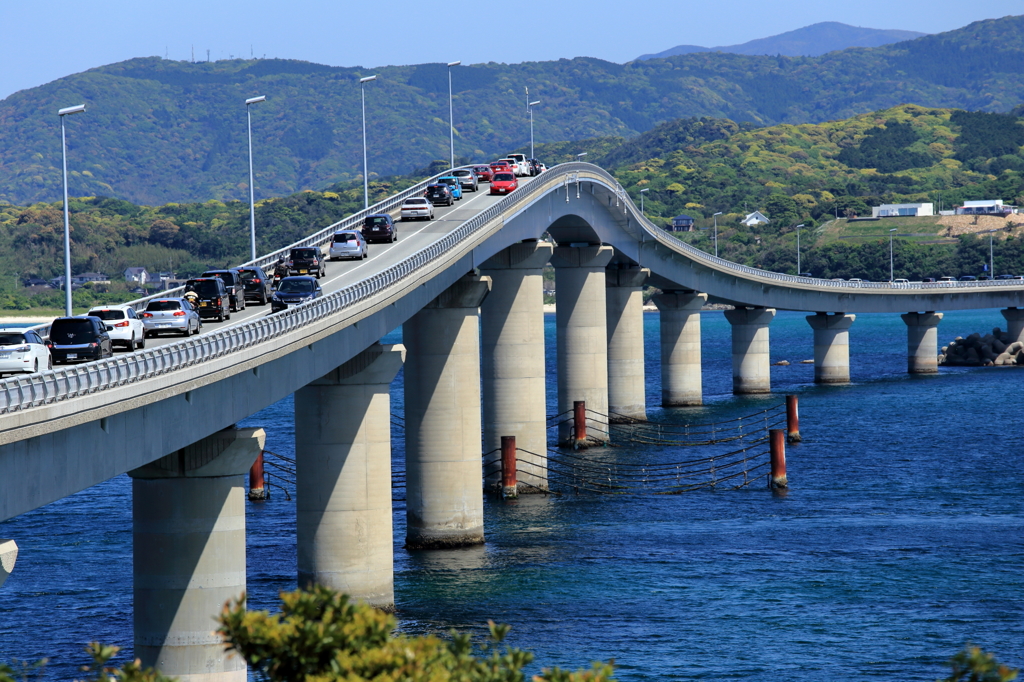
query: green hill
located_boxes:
[1,16,1024,206]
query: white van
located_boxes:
[506,153,529,176]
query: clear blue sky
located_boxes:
[1,0,1019,101]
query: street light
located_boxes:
[447,61,460,169]
[245,95,266,261]
[528,100,541,159]
[889,228,898,282]
[640,188,649,215]
[59,103,86,316]
[982,228,998,278]
[576,152,587,162]
[795,223,805,274]
[713,212,723,257]
[359,75,377,210]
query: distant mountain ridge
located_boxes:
[636,21,927,60]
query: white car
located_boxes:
[401,197,434,221]
[87,305,146,350]
[0,327,51,376]
[506,153,530,176]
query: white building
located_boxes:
[741,211,770,227]
[872,203,934,218]
[956,200,1017,216]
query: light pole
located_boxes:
[795,223,804,274]
[889,228,897,282]
[985,229,996,277]
[359,75,377,210]
[447,61,460,169]
[576,152,587,162]
[713,212,723,257]
[528,100,541,159]
[640,188,649,215]
[245,95,266,261]
[59,103,86,316]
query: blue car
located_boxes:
[437,176,463,200]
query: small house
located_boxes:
[670,214,695,231]
[124,267,150,285]
[741,211,770,227]
[956,200,1017,216]
[871,203,933,218]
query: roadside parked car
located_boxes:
[185,277,231,321]
[362,214,397,244]
[0,327,51,376]
[490,172,519,195]
[87,305,146,350]
[47,316,114,364]
[451,169,479,192]
[425,184,454,206]
[200,269,246,312]
[140,297,202,337]
[436,176,463,200]
[287,247,326,278]
[472,165,493,182]
[236,265,272,305]
[400,197,434,221]
[271,276,323,313]
[329,230,369,260]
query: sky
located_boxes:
[1,0,1020,101]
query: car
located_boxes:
[959,275,978,282]
[47,316,114,364]
[797,272,813,278]
[847,278,863,282]
[140,297,202,337]
[400,197,434,221]
[472,165,493,182]
[995,274,1015,280]
[506,153,530,176]
[1014,275,1024,280]
[200,269,246,312]
[287,246,326,278]
[436,176,463,200]
[271,276,323,313]
[86,305,146,350]
[490,171,518,195]
[922,277,937,283]
[450,169,479,192]
[362,214,398,244]
[938,276,956,282]
[892,278,910,284]
[979,275,994,281]
[490,161,513,176]
[0,327,51,376]
[185,277,231,321]
[329,230,369,260]
[425,184,454,206]
[236,265,273,305]
[527,159,543,176]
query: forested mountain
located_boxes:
[636,22,925,60]
[0,14,1022,208]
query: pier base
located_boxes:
[653,292,706,406]
[1001,307,1024,344]
[606,266,650,422]
[0,539,17,589]
[724,307,776,394]
[901,312,943,374]
[806,313,855,384]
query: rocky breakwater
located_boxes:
[939,327,1024,366]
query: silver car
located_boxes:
[140,297,202,337]
[401,197,434,221]
[328,231,368,260]
[0,327,51,376]
[450,169,478,192]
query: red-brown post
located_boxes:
[248,451,267,501]
[786,394,801,443]
[501,435,518,499]
[573,400,587,446]
[769,429,788,489]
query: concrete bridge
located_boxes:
[2,162,1022,680]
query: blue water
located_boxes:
[1,309,1022,680]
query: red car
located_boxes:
[473,165,493,182]
[490,161,513,175]
[490,171,518,195]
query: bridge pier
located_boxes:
[901,312,944,373]
[724,307,776,394]
[129,427,265,682]
[295,343,404,608]
[551,245,615,445]
[0,539,17,589]
[480,241,553,493]
[652,292,706,406]
[403,273,491,549]
[1001,307,1024,343]
[806,313,856,384]
[606,266,650,422]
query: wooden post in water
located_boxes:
[248,451,267,501]
[786,395,801,443]
[769,429,788,489]
[573,400,587,448]
[501,436,518,499]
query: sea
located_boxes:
[0,308,1021,680]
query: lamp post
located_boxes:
[59,103,86,316]
[640,188,649,215]
[447,61,460,169]
[528,100,540,159]
[245,95,266,262]
[713,212,723,257]
[576,152,587,162]
[359,75,377,210]
[795,223,805,274]
[889,228,897,282]
[984,229,996,278]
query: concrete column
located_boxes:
[130,427,265,682]
[403,273,491,549]
[901,311,944,374]
[0,539,17,589]
[723,307,776,394]
[1001,307,1024,343]
[295,343,404,609]
[605,266,650,422]
[652,292,706,406]
[550,245,615,445]
[806,313,856,384]
[480,241,553,493]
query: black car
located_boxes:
[527,159,543,176]
[362,214,397,244]
[236,265,272,305]
[185,277,231,321]
[200,269,246,312]
[270,276,323,313]
[287,247,325,278]
[425,184,453,207]
[47,316,114,364]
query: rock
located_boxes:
[995,352,1012,365]
[966,347,981,363]
[772,360,790,366]
[992,339,1007,353]
[800,359,814,364]
[1010,341,1023,354]
[1017,349,1024,365]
